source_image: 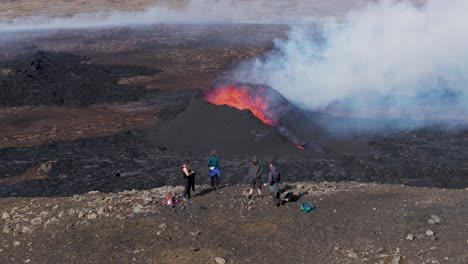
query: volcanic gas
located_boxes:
[204,84,277,126]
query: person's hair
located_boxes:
[211,150,217,156]
[183,159,190,166]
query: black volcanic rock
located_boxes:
[0,50,160,107]
[144,97,302,156]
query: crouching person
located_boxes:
[268,163,281,207]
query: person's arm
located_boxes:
[257,165,263,178]
[208,157,212,167]
[183,167,191,176]
[268,171,273,185]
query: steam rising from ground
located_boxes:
[0,0,365,32]
[232,0,468,128]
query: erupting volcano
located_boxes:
[204,82,317,150]
[204,84,278,126]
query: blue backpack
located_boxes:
[301,202,316,213]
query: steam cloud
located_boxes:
[0,0,365,32]
[232,0,468,128]
[2,0,467,129]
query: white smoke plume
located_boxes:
[0,0,366,32]
[232,0,468,127]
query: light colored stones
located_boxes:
[428,215,442,225]
[391,255,402,264]
[346,250,358,259]
[97,207,105,216]
[426,230,435,236]
[406,234,415,241]
[10,207,18,215]
[21,226,32,234]
[30,217,42,225]
[87,213,97,220]
[1,212,10,220]
[39,211,48,218]
[214,257,226,264]
[132,204,144,214]
[13,241,20,247]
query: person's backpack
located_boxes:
[283,192,295,202]
[300,202,316,213]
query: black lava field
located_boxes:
[1,51,467,197]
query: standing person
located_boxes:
[207,150,220,190]
[248,155,263,199]
[268,163,281,207]
[182,160,195,199]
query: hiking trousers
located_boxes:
[210,174,219,188]
[270,182,281,206]
[184,174,195,197]
[269,183,281,198]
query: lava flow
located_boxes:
[204,84,277,126]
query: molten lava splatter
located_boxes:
[205,84,276,125]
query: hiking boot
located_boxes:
[272,195,280,207]
[276,198,281,207]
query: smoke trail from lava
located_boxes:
[232,0,468,130]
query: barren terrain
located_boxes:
[1,182,467,264]
[0,1,467,264]
[0,0,164,20]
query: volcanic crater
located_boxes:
[0,19,468,264]
[0,46,467,198]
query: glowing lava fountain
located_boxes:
[205,82,308,150]
[204,84,277,126]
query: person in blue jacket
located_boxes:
[207,150,220,190]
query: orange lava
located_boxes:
[205,84,276,125]
[296,145,305,150]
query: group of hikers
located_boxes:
[182,150,283,207]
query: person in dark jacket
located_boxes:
[182,159,195,199]
[207,150,220,190]
[248,155,263,199]
[268,163,281,207]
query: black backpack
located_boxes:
[283,192,295,202]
